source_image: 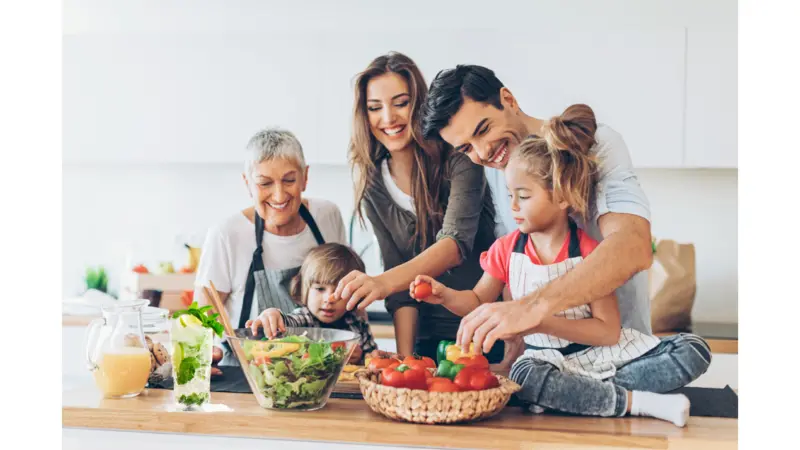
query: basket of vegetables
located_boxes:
[356,347,521,424]
[226,327,358,411]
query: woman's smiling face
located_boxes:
[245,158,308,232]
[366,72,413,153]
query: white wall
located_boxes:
[62,163,737,323]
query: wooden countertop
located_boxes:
[63,387,737,449]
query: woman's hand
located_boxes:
[335,270,391,311]
[245,308,286,338]
[408,275,447,305]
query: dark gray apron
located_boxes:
[221,203,325,366]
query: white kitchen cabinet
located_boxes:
[64,33,322,164]
[684,27,738,168]
[66,27,685,168]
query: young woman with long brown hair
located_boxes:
[333,52,503,361]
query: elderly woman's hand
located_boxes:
[335,270,391,311]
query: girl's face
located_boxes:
[306,282,347,324]
[243,158,308,232]
[366,72,413,153]
[505,158,568,234]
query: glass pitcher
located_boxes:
[85,299,152,398]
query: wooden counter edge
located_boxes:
[62,390,737,450]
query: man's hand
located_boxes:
[335,270,391,311]
[457,297,549,354]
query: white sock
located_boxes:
[630,391,690,427]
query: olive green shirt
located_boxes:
[363,152,497,341]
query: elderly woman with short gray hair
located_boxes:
[194,127,347,365]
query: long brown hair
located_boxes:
[349,52,448,250]
[510,104,599,219]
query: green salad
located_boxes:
[243,335,348,409]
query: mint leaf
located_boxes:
[177,357,200,384]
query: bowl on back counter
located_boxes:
[225,327,359,411]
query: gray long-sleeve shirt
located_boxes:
[363,152,497,341]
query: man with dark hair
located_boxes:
[421,65,658,353]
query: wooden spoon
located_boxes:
[202,282,265,404]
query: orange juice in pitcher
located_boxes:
[85,299,153,398]
[93,347,152,398]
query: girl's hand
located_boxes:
[409,275,447,305]
[245,308,285,338]
[335,270,391,311]
[488,336,525,376]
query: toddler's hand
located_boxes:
[348,345,364,364]
[245,308,285,338]
[409,275,447,305]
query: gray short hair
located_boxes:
[244,127,306,178]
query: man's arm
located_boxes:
[516,212,652,330]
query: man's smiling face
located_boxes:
[438,90,530,170]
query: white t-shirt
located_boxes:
[381,159,415,214]
[194,198,347,326]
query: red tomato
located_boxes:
[381,367,405,388]
[301,353,310,359]
[426,376,451,387]
[369,357,401,372]
[454,355,490,370]
[331,342,346,351]
[470,371,500,391]
[413,282,433,299]
[402,355,436,371]
[402,368,429,390]
[429,379,461,393]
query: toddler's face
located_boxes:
[306,283,347,324]
[505,158,567,234]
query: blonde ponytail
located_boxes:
[510,104,599,219]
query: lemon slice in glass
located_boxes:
[179,314,202,328]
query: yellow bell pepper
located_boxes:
[446,343,477,362]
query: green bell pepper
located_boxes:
[437,340,455,364]
[435,359,465,380]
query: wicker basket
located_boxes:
[355,370,521,424]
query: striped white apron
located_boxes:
[510,222,661,380]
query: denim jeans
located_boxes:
[509,333,712,417]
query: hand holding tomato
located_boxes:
[409,275,447,305]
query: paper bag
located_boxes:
[649,239,697,333]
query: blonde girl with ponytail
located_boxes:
[410,104,704,427]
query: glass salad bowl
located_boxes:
[225,327,359,411]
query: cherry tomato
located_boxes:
[413,282,433,299]
[470,371,500,391]
[402,355,436,371]
[331,342,346,351]
[429,379,461,393]
[381,367,405,388]
[454,355,490,370]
